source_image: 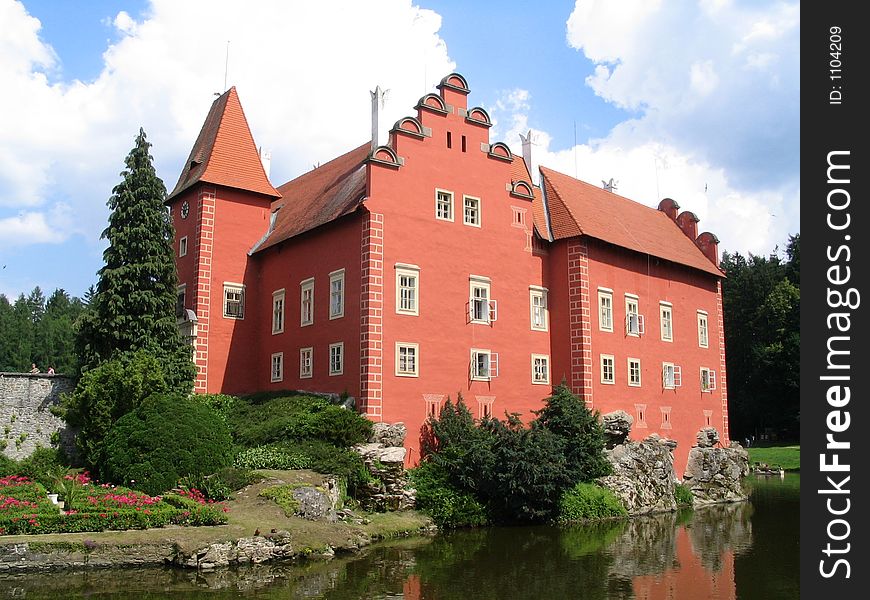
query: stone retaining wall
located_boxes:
[0,373,77,461]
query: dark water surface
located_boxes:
[0,474,799,599]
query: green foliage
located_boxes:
[76,128,195,393]
[102,394,234,495]
[420,386,610,525]
[747,445,800,471]
[259,484,301,517]
[61,349,170,472]
[234,445,311,470]
[674,483,694,507]
[288,440,372,496]
[227,393,372,448]
[721,235,800,440]
[558,483,627,522]
[192,393,238,424]
[213,467,262,493]
[13,447,66,489]
[410,461,488,529]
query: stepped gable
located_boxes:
[509,155,549,239]
[168,87,280,201]
[539,166,723,276]
[253,143,370,253]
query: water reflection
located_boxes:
[0,475,799,599]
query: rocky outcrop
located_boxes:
[292,480,340,522]
[353,423,415,511]
[369,422,407,447]
[602,410,633,449]
[174,530,298,569]
[597,434,678,514]
[682,434,749,505]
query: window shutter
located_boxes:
[709,370,716,390]
[489,299,498,323]
[467,299,473,322]
[673,365,682,387]
[637,314,645,335]
[490,353,499,378]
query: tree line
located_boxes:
[721,233,799,443]
[0,287,90,374]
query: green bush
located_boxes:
[13,447,67,489]
[214,467,262,493]
[234,445,311,470]
[410,462,488,529]
[192,393,238,425]
[674,483,694,507]
[102,394,234,495]
[287,440,372,497]
[558,483,627,523]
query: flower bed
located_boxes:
[0,475,228,536]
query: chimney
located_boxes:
[520,130,537,185]
[657,198,680,221]
[676,211,699,240]
[695,232,720,267]
[258,146,272,179]
[371,86,386,152]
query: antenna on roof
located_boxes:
[602,178,618,192]
[224,41,230,91]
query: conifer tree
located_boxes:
[76,128,195,393]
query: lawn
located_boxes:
[746,445,800,471]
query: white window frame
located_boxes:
[628,357,642,387]
[299,347,313,379]
[598,288,613,332]
[698,311,709,348]
[329,342,344,376]
[531,354,550,385]
[300,278,314,326]
[179,236,188,257]
[700,367,717,392]
[435,188,454,221]
[625,294,644,336]
[272,289,285,334]
[469,276,497,324]
[463,195,481,227]
[660,302,673,342]
[471,348,499,381]
[329,269,345,320]
[395,342,419,377]
[223,283,245,319]
[395,263,420,316]
[530,286,548,331]
[662,362,682,389]
[270,352,283,383]
[600,354,615,385]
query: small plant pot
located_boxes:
[48,493,59,504]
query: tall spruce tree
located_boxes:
[76,128,195,393]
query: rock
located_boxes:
[695,427,720,448]
[682,429,749,505]
[353,437,415,512]
[292,486,337,522]
[369,422,407,447]
[602,411,633,449]
[598,438,678,514]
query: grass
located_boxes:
[747,445,800,471]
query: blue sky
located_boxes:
[0,0,799,300]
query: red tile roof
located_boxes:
[252,143,370,253]
[168,87,280,201]
[540,166,723,276]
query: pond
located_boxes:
[0,474,799,599]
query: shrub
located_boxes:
[410,462,488,529]
[234,445,311,470]
[674,483,694,507]
[102,394,234,495]
[558,483,627,523]
[286,440,372,497]
[14,447,67,489]
[192,393,238,425]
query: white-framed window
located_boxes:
[329,342,344,376]
[395,342,419,377]
[660,302,673,342]
[179,236,188,257]
[531,354,550,385]
[598,289,613,332]
[661,406,672,430]
[223,283,245,319]
[299,347,313,379]
[395,263,420,315]
[698,311,709,348]
[662,362,682,389]
[463,195,481,227]
[300,278,314,326]
[471,348,499,381]
[270,352,283,383]
[272,289,285,334]
[469,276,497,324]
[635,404,648,428]
[628,358,642,387]
[530,286,548,331]
[600,354,615,384]
[435,189,454,221]
[700,367,717,392]
[329,269,345,319]
[625,295,644,336]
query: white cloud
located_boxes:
[0,210,66,247]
